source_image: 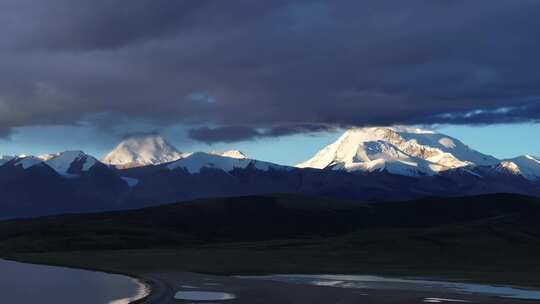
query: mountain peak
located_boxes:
[297,126,499,176]
[494,160,522,175]
[11,155,45,169]
[524,154,540,161]
[39,150,85,161]
[167,151,286,173]
[499,155,540,181]
[102,134,184,166]
[209,150,247,159]
[40,150,98,175]
[0,155,14,166]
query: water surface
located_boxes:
[239,274,540,300]
[175,291,236,301]
[0,259,147,304]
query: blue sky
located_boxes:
[436,124,540,160]
[0,123,538,166]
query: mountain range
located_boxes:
[0,127,539,219]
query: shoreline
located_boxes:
[3,255,540,304]
[132,271,540,304]
[0,257,152,304]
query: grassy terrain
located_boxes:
[2,193,540,287]
[7,237,540,288]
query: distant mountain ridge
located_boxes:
[1,127,540,219]
[166,152,287,174]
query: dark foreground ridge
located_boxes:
[1,193,540,250]
[2,193,540,303]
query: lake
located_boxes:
[0,259,147,304]
[239,274,540,301]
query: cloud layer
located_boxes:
[2,0,540,142]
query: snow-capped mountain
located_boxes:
[102,134,253,168]
[1,128,540,219]
[39,150,99,176]
[0,156,14,166]
[167,152,286,173]
[297,126,499,176]
[8,155,46,169]
[209,150,247,159]
[102,134,185,167]
[495,155,540,181]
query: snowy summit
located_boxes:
[167,152,285,173]
[102,134,185,167]
[209,150,248,159]
[297,126,499,176]
[497,155,540,181]
[39,150,98,176]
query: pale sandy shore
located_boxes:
[135,272,537,304]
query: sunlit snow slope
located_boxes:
[102,134,185,166]
[297,126,499,176]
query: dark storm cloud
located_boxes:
[264,124,337,137]
[121,130,160,140]
[190,123,337,143]
[189,126,260,143]
[2,0,540,142]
